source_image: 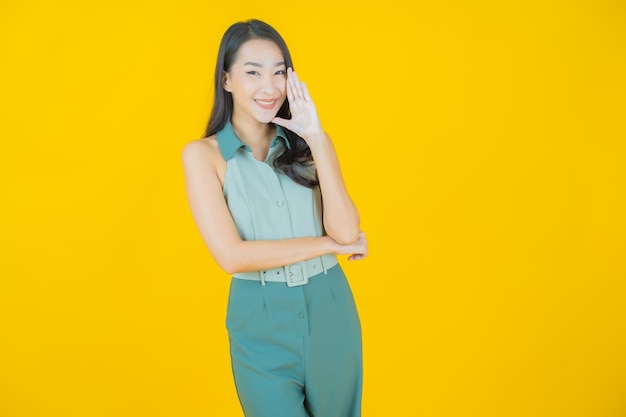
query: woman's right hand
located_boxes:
[333,231,368,261]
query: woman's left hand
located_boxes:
[272,67,324,141]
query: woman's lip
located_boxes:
[254,99,277,109]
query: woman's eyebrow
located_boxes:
[243,61,286,67]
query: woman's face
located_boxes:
[223,39,287,125]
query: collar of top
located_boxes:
[216,120,290,161]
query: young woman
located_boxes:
[181,19,367,417]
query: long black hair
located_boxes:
[204,19,318,188]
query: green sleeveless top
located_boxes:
[216,120,323,241]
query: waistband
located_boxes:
[232,254,338,287]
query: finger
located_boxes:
[271,117,291,130]
[287,67,298,100]
[285,69,295,103]
[301,81,312,102]
[284,68,293,102]
[290,69,304,100]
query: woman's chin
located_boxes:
[255,113,278,124]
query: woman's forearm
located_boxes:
[308,132,360,244]
[216,235,337,275]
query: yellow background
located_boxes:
[1,0,625,416]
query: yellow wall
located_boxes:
[1,1,625,416]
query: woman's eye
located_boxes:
[275,70,286,75]
[246,71,260,75]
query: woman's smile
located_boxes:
[254,98,278,109]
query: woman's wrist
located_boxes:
[303,131,328,150]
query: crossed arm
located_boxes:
[272,67,361,245]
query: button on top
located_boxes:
[277,201,284,207]
[298,313,305,319]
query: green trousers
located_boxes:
[226,263,362,417]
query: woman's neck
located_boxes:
[230,114,275,147]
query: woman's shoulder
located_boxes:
[182,134,218,152]
[181,135,223,166]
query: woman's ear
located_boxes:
[222,71,232,92]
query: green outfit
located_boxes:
[217,121,362,417]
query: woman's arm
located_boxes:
[181,140,366,275]
[307,132,360,245]
[273,68,361,244]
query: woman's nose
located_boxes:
[260,75,279,94]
